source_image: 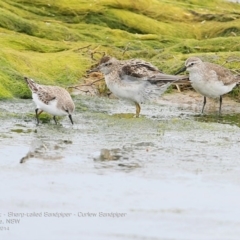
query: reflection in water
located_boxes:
[94,142,156,172]
[194,113,240,128]
[93,145,147,172]
[1,97,240,239]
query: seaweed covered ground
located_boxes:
[1,0,240,99]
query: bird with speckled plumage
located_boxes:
[24,77,75,125]
[90,56,188,117]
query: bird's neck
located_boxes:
[104,70,119,84]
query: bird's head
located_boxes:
[88,56,118,75]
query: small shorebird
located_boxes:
[24,77,75,125]
[90,56,188,117]
[176,57,240,114]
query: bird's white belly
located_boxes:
[190,77,236,98]
[32,94,67,116]
[107,80,143,103]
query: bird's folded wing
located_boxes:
[119,62,189,84]
[148,73,189,83]
[37,87,56,105]
[119,63,161,81]
[125,59,160,71]
[206,63,238,85]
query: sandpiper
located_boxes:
[176,57,240,114]
[90,56,188,117]
[24,77,75,125]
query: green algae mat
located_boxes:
[1,0,240,99]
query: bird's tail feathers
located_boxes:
[24,77,38,92]
[142,82,171,102]
[236,75,240,84]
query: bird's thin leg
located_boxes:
[201,96,206,114]
[53,116,58,125]
[219,95,222,115]
[35,108,43,125]
[135,102,141,118]
[68,115,74,125]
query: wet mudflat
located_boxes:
[1,94,240,240]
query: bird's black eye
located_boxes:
[190,63,194,66]
[106,63,112,66]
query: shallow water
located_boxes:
[1,96,240,240]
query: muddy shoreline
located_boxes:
[1,92,240,240]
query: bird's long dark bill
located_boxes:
[69,115,74,124]
[87,67,100,74]
[175,66,187,75]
